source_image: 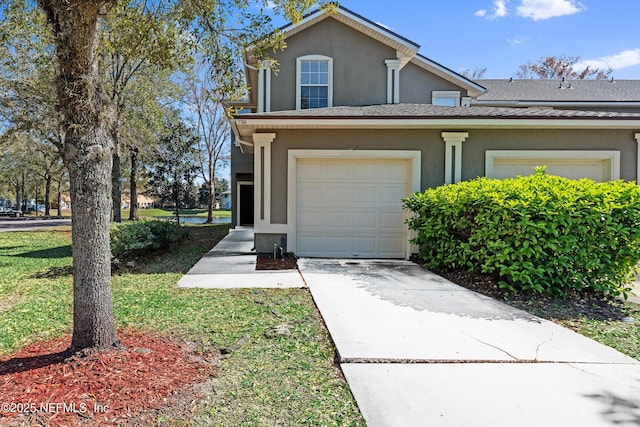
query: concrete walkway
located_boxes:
[179,230,639,425]
[177,227,305,288]
[299,259,640,427]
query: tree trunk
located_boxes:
[206,179,213,223]
[129,147,139,221]
[112,149,122,222]
[45,175,52,217]
[56,179,62,217]
[38,0,119,352]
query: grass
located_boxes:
[0,225,364,426]
[121,208,231,219]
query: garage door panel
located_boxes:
[352,212,377,229]
[296,158,409,258]
[380,212,405,229]
[325,163,352,180]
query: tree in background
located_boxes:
[185,63,230,223]
[516,54,613,80]
[460,67,487,80]
[0,0,325,353]
[147,115,199,221]
[101,1,193,223]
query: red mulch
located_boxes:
[255,255,298,270]
[0,330,216,426]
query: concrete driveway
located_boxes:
[299,259,640,427]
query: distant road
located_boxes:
[0,218,71,232]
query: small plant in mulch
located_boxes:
[256,253,298,270]
[0,330,218,426]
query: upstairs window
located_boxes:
[432,91,461,107]
[296,55,333,110]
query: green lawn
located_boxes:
[0,226,364,426]
[122,208,231,218]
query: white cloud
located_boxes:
[516,0,585,20]
[476,0,509,19]
[574,49,640,71]
[507,35,531,45]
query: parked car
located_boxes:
[0,207,23,217]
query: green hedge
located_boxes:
[403,172,640,297]
[111,220,186,259]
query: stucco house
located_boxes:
[230,6,640,259]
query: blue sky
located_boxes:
[287,0,640,79]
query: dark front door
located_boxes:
[239,184,254,226]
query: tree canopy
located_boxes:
[515,54,613,80]
[0,0,328,353]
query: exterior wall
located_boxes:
[269,17,397,111]
[268,128,445,224]
[462,129,638,181]
[400,61,468,104]
[258,127,638,228]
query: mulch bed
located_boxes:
[0,330,217,426]
[256,254,298,270]
[438,269,630,321]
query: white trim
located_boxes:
[432,91,461,107]
[236,180,254,227]
[234,117,640,133]
[252,133,276,231]
[286,149,421,259]
[257,61,273,113]
[636,133,640,184]
[410,55,486,97]
[296,55,333,110]
[485,150,621,181]
[385,59,401,104]
[441,132,469,184]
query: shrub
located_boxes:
[111,220,186,259]
[404,173,640,297]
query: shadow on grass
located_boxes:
[29,265,74,279]
[114,224,230,276]
[17,245,72,259]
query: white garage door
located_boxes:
[296,158,409,258]
[493,158,611,182]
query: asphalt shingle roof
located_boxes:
[475,79,640,102]
[247,103,640,120]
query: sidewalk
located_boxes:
[299,258,640,427]
[177,228,305,289]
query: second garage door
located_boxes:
[296,158,409,258]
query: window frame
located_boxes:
[432,90,461,107]
[296,55,333,110]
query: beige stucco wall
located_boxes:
[400,61,468,104]
[262,128,638,225]
[269,18,470,110]
[270,18,396,111]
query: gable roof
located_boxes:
[411,54,485,98]
[279,5,420,58]
[234,6,486,108]
[475,79,640,105]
